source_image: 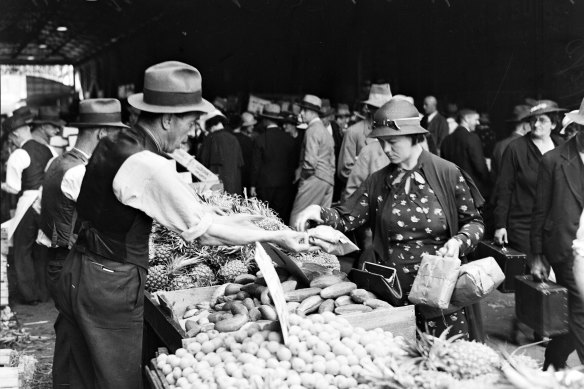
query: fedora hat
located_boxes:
[241,112,257,127]
[335,104,351,117]
[2,112,32,134]
[363,83,393,108]
[565,97,584,125]
[259,103,283,121]
[506,104,532,123]
[522,100,567,121]
[70,99,130,128]
[281,112,300,125]
[297,95,322,113]
[128,61,214,114]
[370,99,428,138]
[12,106,35,123]
[33,106,66,128]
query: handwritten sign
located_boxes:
[254,242,290,344]
[247,95,271,114]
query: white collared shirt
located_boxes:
[427,111,438,123]
[574,209,584,258]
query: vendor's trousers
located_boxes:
[289,176,333,227]
[544,259,584,369]
[53,246,146,389]
[46,247,69,305]
[13,206,49,303]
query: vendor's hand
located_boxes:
[277,230,313,252]
[494,228,508,246]
[250,187,257,197]
[293,204,323,232]
[437,237,462,259]
[530,254,550,282]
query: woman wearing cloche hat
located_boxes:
[295,98,486,341]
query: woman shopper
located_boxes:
[493,101,565,254]
[295,99,485,339]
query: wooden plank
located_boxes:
[144,366,164,389]
[342,305,416,341]
[144,293,186,353]
[150,359,171,389]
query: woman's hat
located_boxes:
[70,99,130,128]
[522,100,567,121]
[241,112,257,127]
[362,83,393,108]
[201,109,227,125]
[128,61,214,114]
[565,97,584,126]
[32,106,66,128]
[297,95,322,113]
[370,99,428,138]
[259,103,283,121]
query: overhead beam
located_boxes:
[11,2,60,59]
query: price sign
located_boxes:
[254,242,290,344]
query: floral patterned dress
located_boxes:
[321,164,484,338]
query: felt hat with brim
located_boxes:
[128,61,214,114]
[2,112,32,134]
[280,112,300,125]
[506,104,532,122]
[522,100,567,121]
[297,95,322,113]
[241,112,257,127]
[12,106,35,123]
[370,99,428,138]
[363,83,393,108]
[33,106,66,127]
[335,104,351,117]
[259,104,283,121]
[70,99,130,128]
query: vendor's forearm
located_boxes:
[199,223,284,247]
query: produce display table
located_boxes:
[143,292,185,365]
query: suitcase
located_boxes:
[472,241,527,292]
[514,275,569,337]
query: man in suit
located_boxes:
[441,108,491,198]
[290,94,335,227]
[531,100,584,369]
[422,96,449,155]
[250,104,297,224]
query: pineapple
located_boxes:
[169,274,199,291]
[413,370,456,389]
[145,264,168,292]
[218,259,249,281]
[189,264,216,286]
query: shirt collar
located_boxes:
[136,124,163,154]
[427,111,438,122]
[72,147,91,160]
[308,117,322,126]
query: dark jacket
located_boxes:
[422,112,449,154]
[233,131,253,189]
[441,126,491,197]
[491,132,522,181]
[250,125,297,188]
[531,136,584,264]
[198,129,244,195]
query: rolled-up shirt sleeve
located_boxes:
[4,148,31,194]
[113,151,214,242]
[61,164,86,201]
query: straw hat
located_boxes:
[565,97,584,125]
[370,99,428,138]
[70,99,130,128]
[522,100,567,121]
[363,83,393,108]
[259,104,283,121]
[297,95,322,113]
[128,61,214,114]
[241,112,257,127]
[32,106,66,128]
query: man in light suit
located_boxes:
[290,95,335,227]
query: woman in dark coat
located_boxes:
[493,100,565,256]
[295,99,485,339]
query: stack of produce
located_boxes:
[154,311,584,389]
[146,191,339,293]
[178,269,395,337]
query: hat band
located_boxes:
[143,88,202,107]
[373,117,421,131]
[79,112,122,123]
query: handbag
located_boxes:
[348,262,403,307]
[408,254,461,309]
[450,256,505,307]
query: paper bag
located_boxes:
[450,256,505,306]
[307,225,359,256]
[408,254,461,309]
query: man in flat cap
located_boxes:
[52,61,311,389]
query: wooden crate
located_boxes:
[157,286,416,341]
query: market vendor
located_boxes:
[52,61,312,389]
[294,99,485,340]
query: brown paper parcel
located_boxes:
[307,225,359,256]
[450,256,505,307]
[408,254,461,309]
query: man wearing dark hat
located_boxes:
[31,106,64,150]
[530,99,584,369]
[490,104,532,181]
[52,61,311,388]
[38,99,128,300]
[289,95,336,227]
[250,104,298,224]
[1,106,59,304]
